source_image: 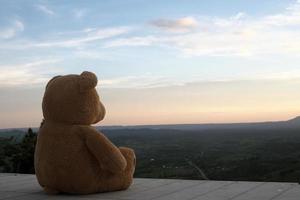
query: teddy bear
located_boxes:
[34,71,136,194]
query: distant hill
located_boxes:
[286,116,300,125]
[97,116,300,131]
[1,116,300,139]
[0,129,26,142]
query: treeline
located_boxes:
[0,128,36,174]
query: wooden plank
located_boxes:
[0,178,39,192]
[0,176,36,187]
[232,182,296,200]
[4,193,53,200]
[155,181,232,200]
[77,178,178,200]
[192,181,264,200]
[0,192,29,200]
[123,179,201,200]
[272,185,300,200]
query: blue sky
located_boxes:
[1,0,300,128]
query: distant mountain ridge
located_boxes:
[98,116,300,131]
[1,116,300,133]
[287,116,300,124]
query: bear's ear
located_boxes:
[79,71,98,92]
[46,75,61,89]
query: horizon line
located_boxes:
[0,116,298,130]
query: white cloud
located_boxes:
[104,36,158,48]
[0,59,61,87]
[34,27,130,48]
[105,1,300,57]
[35,4,55,15]
[0,26,131,50]
[260,70,300,81]
[100,71,300,89]
[262,0,300,26]
[101,75,185,89]
[73,50,112,60]
[150,17,198,32]
[0,20,24,39]
[73,9,87,19]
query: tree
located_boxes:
[2,128,37,174]
[17,128,37,173]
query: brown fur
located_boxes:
[34,71,136,194]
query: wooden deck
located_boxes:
[0,173,299,200]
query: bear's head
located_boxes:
[42,71,106,125]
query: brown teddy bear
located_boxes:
[34,71,136,194]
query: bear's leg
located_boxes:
[118,147,136,189]
[97,147,136,192]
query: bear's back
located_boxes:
[35,121,101,193]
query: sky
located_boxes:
[1,0,300,128]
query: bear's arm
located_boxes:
[80,126,127,173]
